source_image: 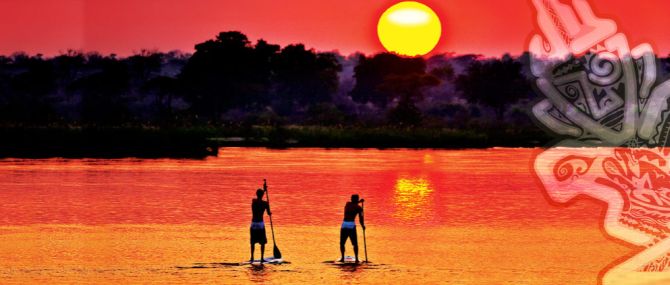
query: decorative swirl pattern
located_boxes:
[553,155,596,182]
[563,85,580,100]
[587,51,623,86]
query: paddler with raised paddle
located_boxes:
[249,179,282,265]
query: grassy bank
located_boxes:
[0,125,551,158]
[209,125,552,149]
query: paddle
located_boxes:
[361,199,368,263]
[263,179,282,259]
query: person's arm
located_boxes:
[266,201,272,216]
[359,207,365,229]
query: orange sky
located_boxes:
[1,0,669,57]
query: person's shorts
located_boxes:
[250,225,267,245]
[340,227,358,246]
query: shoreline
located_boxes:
[0,126,553,158]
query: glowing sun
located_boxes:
[377,1,442,57]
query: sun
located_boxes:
[377,1,442,57]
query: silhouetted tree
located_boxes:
[378,73,440,126]
[387,98,423,126]
[455,55,529,121]
[144,76,179,121]
[306,103,349,126]
[72,54,131,124]
[180,31,278,120]
[272,44,341,111]
[53,50,85,90]
[378,73,440,101]
[350,53,426,107]
[128,50,163,84]
[5,53,58,123]
[429,61,455,81]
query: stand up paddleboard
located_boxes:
[341,256,358,263]
[323,256,363,266]
[177,258,289,269]
[241,256,284,265]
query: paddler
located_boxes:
[250,189,272,264]
[339,194,365,263]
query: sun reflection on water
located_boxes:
[393,177,434,222]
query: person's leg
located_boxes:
[260,243,265,264]
[351,228,359,263]
[339,227,346,262]
[260,227,267,264]
[250,243,255,262]
[250,227,255,262]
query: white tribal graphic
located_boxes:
[529,0,670,284]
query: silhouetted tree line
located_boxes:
[0,31,597,129]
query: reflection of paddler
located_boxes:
[339,194,366,263]
[250,189,271,264]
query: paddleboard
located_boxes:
[327,256,360,264]
[178,259,290,269]
[321,256,368,268]
[241,256,284,265]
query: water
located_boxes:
[0,148,630,284]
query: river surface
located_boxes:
[0,148,630,284]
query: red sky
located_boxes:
[1,0,669,57]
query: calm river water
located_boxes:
[0,148,630,284]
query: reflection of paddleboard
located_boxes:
[242,256,284,265]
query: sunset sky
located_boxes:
[1,0,669,57]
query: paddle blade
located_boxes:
[273,245,282,259]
